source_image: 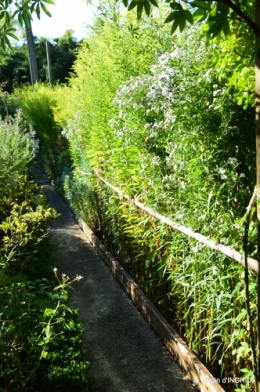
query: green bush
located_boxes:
[11,9,257,389]
[57,25,256,389]
[0,276,95,392]
[0,111,94,391]
[14,84,63,179]
[32,307,94,392]
[0,109,38,177]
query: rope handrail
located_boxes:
[96,174,258,273]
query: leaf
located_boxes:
[63,305,73,313]
[222,20,230,36]
[164,12,175,24]
[128,0,139,11]
[123,0,128,6]
[137,1,143,19]
[165,8,193,31]
[45,324,51,338]
[170,2,182,11]
[171,19,179,34]
[43,308,55,317]
[36,3,41,19]
[42,0,55,3]
[191,1,211,10]
[0,11,6,20]
[6,31,18,40]
[18,13,24,27]
[40,2,52,17]
[1,37,5,50]
[4,36,12,50]
[183,10,193,25]
[149,0,158,7]
[192,8,207,21]
[237,96,243,105]
[41,350,48,358]
[208,21,224,38]
[143,0,150,16]
[179,16,186,32]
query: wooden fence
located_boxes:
[97,174,258,272]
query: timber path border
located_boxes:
[33,164,224,392]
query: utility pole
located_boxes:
[46,40,53,86]
[25,18,39,84]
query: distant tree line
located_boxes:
[0,30,80,92]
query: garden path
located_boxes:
[33,164,196,392]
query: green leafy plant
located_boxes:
[56,25,257,389]
[14,8,259,389]
[0,107,94,391]
[0,272,95,392]
[14,84,62,179]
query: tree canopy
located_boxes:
[0,0,54,48]
[0,29,79,91]
[124,0,259,38]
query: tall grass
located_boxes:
[14,84,63,178]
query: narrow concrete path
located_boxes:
[34,165,196,392]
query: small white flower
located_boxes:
[228,157,237,164]
[191,245,199,253]
[151,156,160,166]
[212,266,218,275]
[76,274,84,281]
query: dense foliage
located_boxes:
[14,5,258,391]
[0,0,55,49]
[0,110,94,391]
[0,30,79,92]
[14,84,65,178]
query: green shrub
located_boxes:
[0,87,17,118]
[0,109,38,177]
[63,170,100,230]
[10,8,257,388]
[0,109,94,391]
[14,84,62,179]
[0,275,95,392]
[32,307,95,392]
[57,26,256,388]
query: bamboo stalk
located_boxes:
[97,175,258,273]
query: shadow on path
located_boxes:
[34,165,196,392]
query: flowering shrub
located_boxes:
[16,17,257,389]
[110,33,255,234]
[79,29,256,388]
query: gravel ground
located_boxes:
[34,165,197,392]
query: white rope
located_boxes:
[97,174,258,273]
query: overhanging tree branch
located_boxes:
[195,0,260,36]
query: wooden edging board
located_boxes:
[75,213,225,392]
